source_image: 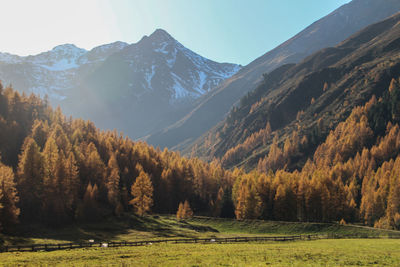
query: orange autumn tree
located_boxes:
[176,200,194,220]
[0,162,20,231]
[130,164,153,216]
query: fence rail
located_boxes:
[1,234,323,253]
[2,233,399,253]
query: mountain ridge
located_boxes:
[146,0,400,150]
[190,11,400,171]
[0,29,240,139]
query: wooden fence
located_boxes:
[1,234,322,253]
[326,233,400,239]
[3,233,400,253]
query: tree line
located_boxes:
[233,78,400,229]
[1,79,400,233]
[0,84,235,233]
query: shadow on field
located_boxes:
[1,214,220,245]
[126,215,218,238]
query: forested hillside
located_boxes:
[233,84,400,229]
[3,13,400,232]
[146,0,400,150]
[177,13,400,229]
[0,84,236,232]
[190,12,400,171]
[1,80,400,233]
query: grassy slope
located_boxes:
[189,216,400,236]
[1,215,398,246]
[1,239,399,266]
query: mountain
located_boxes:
[0,29,240,139]
[0,42,128,100]
[147,0,400,149]
[186,11,400,228]
[189,11,400,171]
[62,29,240,138]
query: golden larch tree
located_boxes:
[0,163,20,231]
[176,202,184,220]
[130,164,153,216]
[183,200,193,218]
[176,200,193,220]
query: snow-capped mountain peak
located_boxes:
[51,43,86,54]
[113,29,241,102]
[28,44,87,71]
[0,41,129,100]
[0,28,241,139]
[0,29,240,119]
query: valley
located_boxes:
[1,0,400,266]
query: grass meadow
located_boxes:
[1,215,399,266]
[0,239,399,266]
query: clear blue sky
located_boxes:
[0,0,351,65]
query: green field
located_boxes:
[1,239,399,266]
[1,215,399,266]
[1,215,398,246]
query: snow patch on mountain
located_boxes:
[136,30,241,101]
[195,71,207,94]
[171,72,196,99]
[30,44,87,71]
[145,65,156,89]
[0,29,241,105]
[154,42,169,54]
[0,42,130,100]
[38,59,80,71]
[166,48,177,68]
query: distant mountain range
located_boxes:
[2,0,399,147]
[0,29,240,138]
[0,41,128,100]
[147,0,400,150]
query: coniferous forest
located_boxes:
[1,78,400,233]
[0,83,235,232]
[3,1,400,266]
[1,4,400,242]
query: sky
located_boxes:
[0,0,351,65]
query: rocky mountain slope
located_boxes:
[147,0,400,149]
[189,11,400,171]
